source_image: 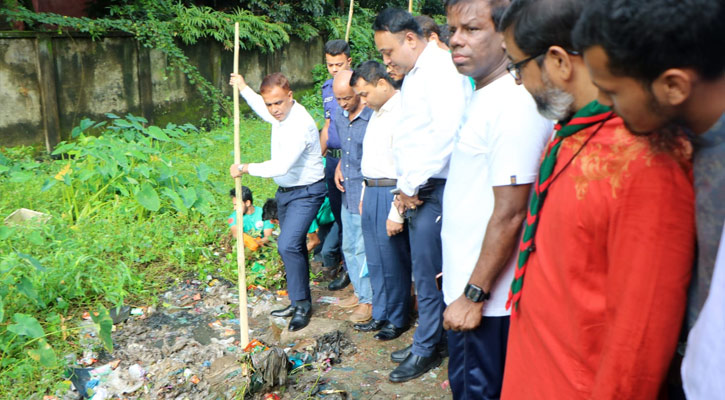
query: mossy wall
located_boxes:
[0,32,324,148]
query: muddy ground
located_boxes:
[59,272,451,399]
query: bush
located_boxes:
[0,114,285,397]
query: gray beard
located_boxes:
[533,71,575,122]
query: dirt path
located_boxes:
[63,275,451,399]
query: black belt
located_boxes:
[326,148,342,159]
[363,178,397,187]
[417,178,447,199]
[278,178,324,193]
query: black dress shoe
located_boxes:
[354,319,386,332]
[391,342,446,363]
[390,344,412,363]
[270,304,296,317]
[374,323,408,341]
[389,352,442,383]
[288,301,312,332]
[328,272,350,291]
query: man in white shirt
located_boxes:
[439,0,552,398]
[350,60,412,341]
[229,72,325,332]
[373,8,473,383]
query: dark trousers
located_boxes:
[361,185,412,327]
[447,316,510,400]
[324,154,345,271]
[314,221,342,268]
[275,180,326,303]
[407,182,446,357]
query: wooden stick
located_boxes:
[345,0,354,42]
[232,22,250,350]
[408,0,413,13]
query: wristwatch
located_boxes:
[464,283,490,303]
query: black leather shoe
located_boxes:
[390,344,412,363]
[328,272,350,291]
[391,342,446,363]
[288,301,312,332]
[354,319,386,332]
[270,304,295,317]
[374,323,408,341]
[389,352,442,383]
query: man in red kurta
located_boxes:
[499,0,696,398]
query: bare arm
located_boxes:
[443,183,531,331]
[320,119,330,155]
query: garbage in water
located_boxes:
[55,274,447,399]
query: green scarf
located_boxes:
[507,101,614,314]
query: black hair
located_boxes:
[414,15,440,40]
[262,198,277,221]
[438,24,451,47]
[229,186,253,203]
[499,0,582,56]
[573,0,725,82]
[445,0,511,32]
[372,8,423,37]
[324,39,351,58]
[350,61,394,87]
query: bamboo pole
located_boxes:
[232,22,250,350]
[345,0,354,42]
[408,0,413,13]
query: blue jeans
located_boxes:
[340,205,372,304]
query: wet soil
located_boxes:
[62,274,451,400]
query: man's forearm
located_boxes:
[320,119,330,155]
[468,212,526,292]
[467,184,532,292]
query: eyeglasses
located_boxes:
[506,52,544,81]
[506,49,580,81]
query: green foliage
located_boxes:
[2,3,290,122]
[0,115,284,397]
[238,0,325,40]
[317,6,380,65]
[40,114,217,222]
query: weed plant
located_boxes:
[0,114,289,397]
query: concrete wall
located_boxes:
[0,32,324,150]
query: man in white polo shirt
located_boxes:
[440,0,552,398]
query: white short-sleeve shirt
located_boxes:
[441,74,553,316]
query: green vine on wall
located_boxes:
[1,3,295,123]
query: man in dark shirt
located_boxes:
[321,39,352,290]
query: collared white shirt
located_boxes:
[394,41,473,196]
[360,91,405,223]
[441,74,553,316]
[240,86,324,188]
[361,91,401,180]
